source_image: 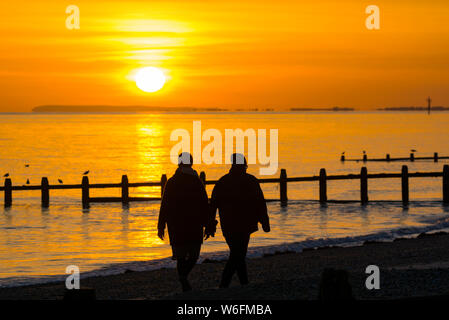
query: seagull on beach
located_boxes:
[83,170,89,175]
[3,173,9,177]
[58,179,63,184]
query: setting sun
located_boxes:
[135,67,166,93]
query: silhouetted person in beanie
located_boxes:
[208,153,270,288]
[158,152,210,292]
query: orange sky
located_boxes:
[0,0,449,112]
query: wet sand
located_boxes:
[2,232,449,300]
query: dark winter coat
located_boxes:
[210,167,269,237]
[158,167,209,246]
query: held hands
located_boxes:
[158,228,165,241]
[262,223,271,233]
[204,220,218,240]
[204,231,215,240]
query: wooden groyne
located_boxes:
[340,152,449,162]
[2,165,449,208]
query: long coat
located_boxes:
[210,168,269,237]
[158,168,209,246]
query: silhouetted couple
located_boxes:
[158,152,270,292]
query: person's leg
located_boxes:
[185,244,201,277]
[177,244,201,292]
[178,261,192,292]
[219,235,238,288]
[173,246,192,292]
[234,233,250,285]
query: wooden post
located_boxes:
[160,174,167,197]
[410,153,415,162]
[386,154,390,161]
[360,167,368,204]
[41,177,49,208]
[434,152,438,162]
[121,175,129,204]
[319,168,327,203]
[363,154,367,162]
[280,169,288,206]
[401,165,409,205]
[443,165,449,204]
[340,155,345,161]
[4,178,12,207]
[82,176,90,209]
[199,171,206,185]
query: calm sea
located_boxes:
[1,111,449,286]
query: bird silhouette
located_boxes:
[58,179,63,184]
[26,179,30,184]
[25,164,30,167]
[411,149,417,153]
[83,170,89,175]
[3,173,9,177]
[341,152,345,155]
[363,150,366,154]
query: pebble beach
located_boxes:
[1,232,449,300]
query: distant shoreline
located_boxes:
[378,106,449,111]
[27,105,449,113]
[32,105,228,113]
[32,105,357,113]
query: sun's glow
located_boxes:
[135,67,166,93]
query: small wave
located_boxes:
[0,226,47,230]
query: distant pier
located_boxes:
[340,152,449,163]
